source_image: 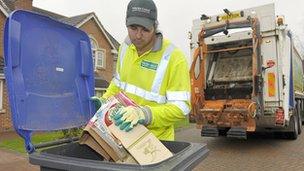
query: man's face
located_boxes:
[127,25,155,51]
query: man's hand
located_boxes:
[111,106,151,132]
[90,96,106,111]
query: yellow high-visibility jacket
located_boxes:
[103,34,191,140]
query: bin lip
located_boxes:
[35,141,193,166]
[29,141,209,170]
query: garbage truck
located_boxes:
[189,4,304,139]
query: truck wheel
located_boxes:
[286,114,298,140]
[297,110,302,135]
[298,116,302,135]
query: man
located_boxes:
[94,0,191,141]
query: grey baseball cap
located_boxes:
[126,0,157,29]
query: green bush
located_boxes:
[61,127,83,138]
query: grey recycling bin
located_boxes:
[29,141,208,171]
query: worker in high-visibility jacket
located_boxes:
[93,0,191,141]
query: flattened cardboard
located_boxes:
[82,124,120,161]
[115,153,138,164]
[109,124,173,165]
[129,132,173,165]
[80,123,138,164]
[79,132,111,161]
[79,92,171,165]
[109,124,147,148]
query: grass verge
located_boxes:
[0,131,64,154]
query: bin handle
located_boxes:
[34,137,79,149]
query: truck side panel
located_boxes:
[261,35,281,107]
[280,31,291,122]
[292,47,304,94]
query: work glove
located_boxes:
[90,96,107,112]
[111,106,152,132]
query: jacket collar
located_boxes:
[124,31,163,52]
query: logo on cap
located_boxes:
[132,7,151,14]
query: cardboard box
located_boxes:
[79,132,111,161]
[80,124,120,161]
[79,95,138,164]
[79,120,137,164]
[80,92,172,165]
[109,124,173,165]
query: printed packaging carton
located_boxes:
[79,92,172,164]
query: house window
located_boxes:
[90,37,106,69]
[96,50,105,67]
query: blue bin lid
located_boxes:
[4,10,95,153]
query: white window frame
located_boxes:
[96,49,106,68]
[90,36,106,70]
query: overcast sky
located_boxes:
[33,0,304,60]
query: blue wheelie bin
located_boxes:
[4,10,209,171]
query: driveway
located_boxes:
[0,148,38,171]
[0,131,38,171]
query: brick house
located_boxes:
[0,0,120,132]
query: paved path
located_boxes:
[0,148,38,171]
[0,131,39,171]
[176,124,304,171]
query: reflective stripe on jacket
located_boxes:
[103,37,191,140]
